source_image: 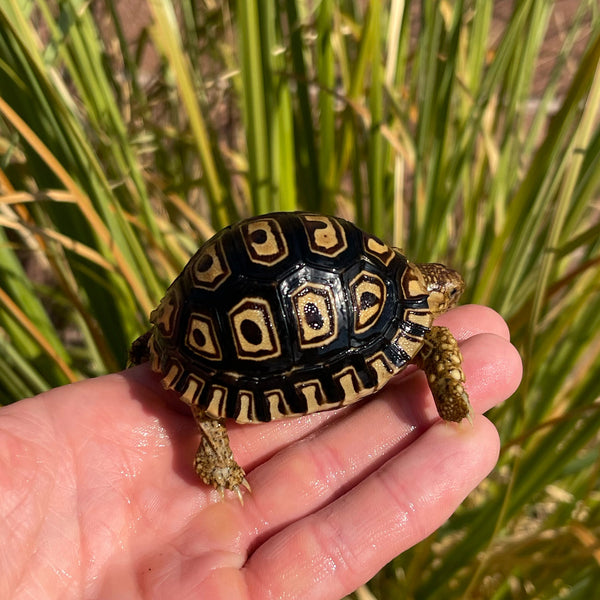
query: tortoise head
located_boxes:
[413,262,465,317]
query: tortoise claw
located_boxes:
[235,486,245,505]
[465,401,474,426]
[232,478,251,505]
[215,482,249,505]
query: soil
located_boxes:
[99,0,590,98]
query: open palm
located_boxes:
[1,305,521,600]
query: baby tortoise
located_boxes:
[129,212,472,502]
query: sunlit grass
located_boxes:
[1,1,599,597]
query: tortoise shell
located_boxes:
[147,212,435,424]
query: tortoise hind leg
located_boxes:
[128,330,152,367]
[191,406,251,503]
[415,326,473,423]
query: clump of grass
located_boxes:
[1,1,599,597]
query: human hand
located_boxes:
[0,305,521,599]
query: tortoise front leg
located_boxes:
[415,326,473,423]
[191,406,251,503]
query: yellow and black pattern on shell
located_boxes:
[401,260,429,299]
[262,389,295,420]
[300,214,348,257]
[149,286,179,337]
[185,312,222,361]
[362,233,395,266]
[291,282,338,349]
[294,378,341,413]
[189,239,231,290]
[333,366,374,405]
[241,217,289,266]
[146,211,435,423]
[229,297,282,360]
[350,271,387,334]
[365,351,401,389]
[203,384,228,417]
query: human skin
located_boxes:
[0,305,522,600]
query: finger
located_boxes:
[460,332,522,414]
[244,415,499,600]
[116,306,519,513]
[389,331,523,424]
[436,304,511,341]
[229,304,513,457]
[232,330,520,477]
[232,332,517,547]
[119,304,512,474]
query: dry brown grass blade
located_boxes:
[0,286,77,383]
[0,96,153,314]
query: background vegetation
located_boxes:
[1,0,599,597]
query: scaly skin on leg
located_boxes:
[127,330,151,367]
[415,326,473,423]
[191,406,251,503]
